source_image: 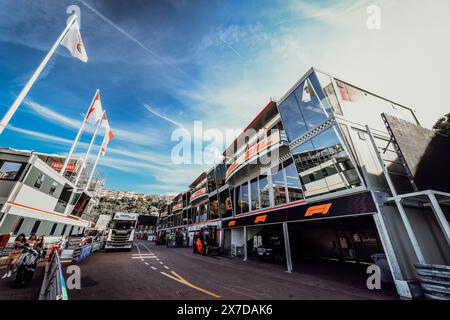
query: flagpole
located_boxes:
[85,132,106,191]
[0,15,77,136]
[73,110,105,187]
[60,89,99,177]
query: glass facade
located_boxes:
[258,174,270,208]
[207,169,217,193]
[250,178,259,211]
[291,126,361,198]
[219,189,233,219]
[241,182,249,213]
[209,196,220,220]
[278,72,331,143]
[284,159,304,202]
[271,165,287,205]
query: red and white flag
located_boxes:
[86,91,103,124]
[101,113,115,155]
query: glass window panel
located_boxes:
[278,93,308,142]
[283,159,304,202]
[209,196,220,220]
[234,186,241,215]
[240,182,249,213]
[199,204,207,222]
[292,126,361,198]
[271,165,287,205]
[258,174,270,209]
[34,173,45,189]
[250,178,259,211]
[215,163,226,189]
[207,169,216,193]
[316,71,342,115]
[49,181,58,195]
[219,189,233,219]
[0,161,23,180]
[293,79,329,131]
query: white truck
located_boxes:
[105,212,138,251]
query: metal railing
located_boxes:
[416,264,450,300]
[39,249,68,300]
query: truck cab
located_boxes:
[105,212,138,251]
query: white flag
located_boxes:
[101,113,115,155]
[61,19,88,63]
[85,91,103,124]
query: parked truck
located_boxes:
[105,212,138,251]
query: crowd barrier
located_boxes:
[39,249,68,300]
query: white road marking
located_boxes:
[144,262,149,265]
[150,266,157,270]
[131,256,157,259]
[164,265,170,270]
[159,261,164,264]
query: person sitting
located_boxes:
[35,235,45,258]
[2,233,26,279]
[27,234,37,247]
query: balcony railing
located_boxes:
[225,130,288,180]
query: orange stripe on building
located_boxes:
[5,201,88,223]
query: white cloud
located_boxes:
[23,98,163,146]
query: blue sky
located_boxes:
[1,0,449,194]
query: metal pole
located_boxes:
[366,125,426,264]
[427,192,450,248]
[85,131,106,191]
[73,110,105,187]
[243,226,247,261]
[60,89,99,176]
[283,222,293,273]
[0,16,77,135]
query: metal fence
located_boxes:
[39,249,68,300]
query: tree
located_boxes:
[433,113,450,136]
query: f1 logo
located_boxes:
[228,220,236,227]
[304,203,332,217]
[254,215,267,224]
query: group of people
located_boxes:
[2,233,45,279]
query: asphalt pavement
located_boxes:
[66,240,398,300]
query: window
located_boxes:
[234,186,241,215]
[31,220,41,234]
[209,196,220,220]
[61,225,67,236]
[240,182,249,213]
[284,159,304,202]
[271,165,287,205]
[0,161,24,181]
[219,189,233,219]
[13,217,24,234]
[49,181,58,195]
[278,73,330,143]
[199,203,207,222]
[207,169,217,193]
[50,223,57,236]
[34,173,45,189]
[258,174,270,208]
[69,225,74,236]
[292,126,361,198]
[215,163,226,189]
[250,178,259,211]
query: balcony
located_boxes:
[225,130,289,182]
[190,187,207,203]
